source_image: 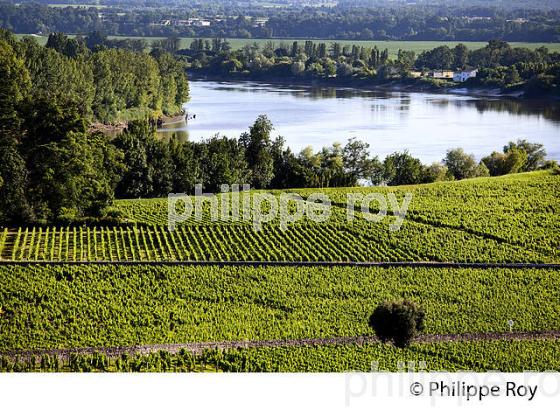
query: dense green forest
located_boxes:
[1,1,560,41]
[1,30,188,123]
[0,30,187,225]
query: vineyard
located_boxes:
[0,171,558,263]
[1,264,559,351]
[1,171,559,373]
[196,339,560,372]
[0,221,553,263]
[0,224,410,262]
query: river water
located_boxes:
[159,80,560,162]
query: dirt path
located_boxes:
[4,330,559,360]
[1,260,559,269]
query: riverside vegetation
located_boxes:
[1,30,557,227]
[184,38,560,96]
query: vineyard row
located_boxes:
[0,225,411,262]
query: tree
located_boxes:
[85,31,108,51]
[307,62,324,77]
[482,148,527,176]
[0,136,32,223]
[298,146,323,187]
[240,116,275,189]
[453,44,469,70]
[397,49,415,72]
[505,66,521,85]
[32,130,121,222]
[153,36,180,54]
[152,51,190,115]
[46,32,88,58]
[337,62,354,77]
[198,135,250,192]
[443,148,480,180]
[317,143,346,187]
[269,137,306,189]
[504,140,546,171]
[342,138,378,185]
[0,40,33,223]
[368,300,425,348]
[20,96,122,222]
[416,46,454,70]
[290,61,305,76]
[19,38,95,120]
[170,139,201,193]
[330,42,341,59]
[113,120,154,198]
[220,58,243,74]
[424,162,449,183]
[382,151,425,185]
[147,138,174,197]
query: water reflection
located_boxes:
[211,81,397,101]
[210,81,560,121]
[157,80,560,162]
[463,99,560,123]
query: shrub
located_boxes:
[368,300,425,348]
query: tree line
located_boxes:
[70,114,559,199]
[186,38,560,94]
[2,2,560,42]
[2,30,188,124]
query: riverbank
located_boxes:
[89,112,186,136]
[89,121,128,135]
[187,71,553,101]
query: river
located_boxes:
[158,80,560,163]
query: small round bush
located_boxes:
[368,300,425,348]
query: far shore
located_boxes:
[187,72,557,101]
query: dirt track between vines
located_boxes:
[1,260,560,269]
[4,330,560,360]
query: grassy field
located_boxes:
[14,34,560,56]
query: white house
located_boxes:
[428,70,454,79]
[453,69,478,82]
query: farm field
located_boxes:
[0,172,558,372]
[13,34,560,56]
[1,264,559,350]
[2,340,559,372]
[0,221,554,263]
[0,172,558,263]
